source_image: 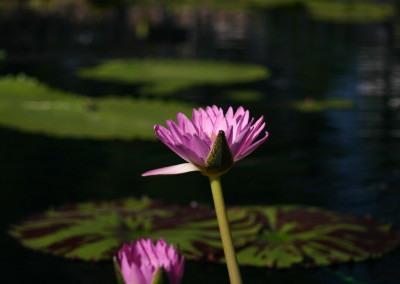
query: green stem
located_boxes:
[209,175,243,284]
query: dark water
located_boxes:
[1,3,400,284]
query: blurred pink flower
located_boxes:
[118,238,185,284]
[142,105,269,177]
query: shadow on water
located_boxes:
[1,1,400,283]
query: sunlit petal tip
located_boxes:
[142,163,200,176]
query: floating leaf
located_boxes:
[0,49,6,61]
[225,90,264,103]
[9,197,397,268]
[305,1,396,23]
[237,206,397,268]
[168,0,300,10]
[9,197,259,261]
[78,59,269,96]
[0,75,194,140]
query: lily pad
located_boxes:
[237,206,397,268]
[291,97,354,112]
[305,1,396,23]
[168,0,300,10]
[0,75,195,140]
[225,90,264,102]
[0,49,6,61]
[77,59,269,96]
[9,197,260,261]
[9,197,397,268]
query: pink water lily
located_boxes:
[142,105,269,177]
[118,238,185,284]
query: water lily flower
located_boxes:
[117,238,185,284]
[142,105,268,284]
[142,105,269,177]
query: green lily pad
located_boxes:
[9,197,397,268]
[77,59,269,96]
[305,1,396,23]
[291,97,354,112]
[0,75,194,140]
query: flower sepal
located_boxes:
[151,267,167,284]
[113,256,126,284]
[203,130,234,177]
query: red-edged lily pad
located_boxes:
[9,197,397,268]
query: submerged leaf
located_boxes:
[9,197,397,268]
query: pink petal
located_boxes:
[166,120,185,143]
[199,108,213,134]
[191,108,202,134]
[230,124,252,157]
[212,105,220,115]
[176,144,206,167]
[225,125,234,146]
[132,262,149,284]
[234,131,269,161]
[177,112,197,135]
[120,255,135,284]
[232,112,251,141]
[142,163,200,176]
[240,110,250,130]
[138,239,159,267]
[225,106,234,124]
[206,106,216,121]
[182,135,211,162]
[155,126,190,162]
[175,257,185,284]
[233,106,245,121]
[236,117,265,154]
[212,110,227,136]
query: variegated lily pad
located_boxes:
[9,197,397,268]
[237,206,397,268]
